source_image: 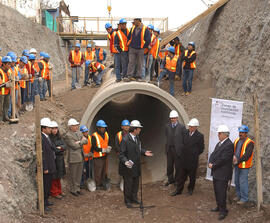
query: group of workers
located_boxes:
[0,48,52,123]
[105,18,197,96]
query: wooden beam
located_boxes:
[160,0,230,46]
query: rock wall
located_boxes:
[179,0,270,203]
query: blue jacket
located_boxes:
[127,25,151,49]
[95,48,107,63]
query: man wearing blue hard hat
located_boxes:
[91,120,112,190]
[17,56,29,107]
[38,53,51,100]
[233,125,254,205]
[83,44,95,86]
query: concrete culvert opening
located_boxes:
[81,82,189,184]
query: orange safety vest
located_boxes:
[117,131,123,143]
[144,33,155,54]
[110,31,119,54]
[92,132,109,158]
[83,135,92,161]
[8,67,19,90]
[71,50,82,65]
[18,66,28,89]
[40,60,50,80]
[117,29,130,52]
[174,43,181,56]
[31,61,40,83]
[97,48,104,61]
[90,62,105,73]
[150,37,160,59]
[0,68,10,95]
[183,50,196,69]
[234,137,254,169]
[165,55,179,72]
[84,50,95,61]
[127,25,147,49]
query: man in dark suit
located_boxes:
[208,125,234,221]
[119,120,153,208]
[40,117,56,212]
[176,118,204,195]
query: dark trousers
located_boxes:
[20,88,26,105]
[127,47,144,78]
[43,173,53,207]
[81,159,93,186]
[123,175,139,204]
[167,146,177,183]
[93,157,106,187]
[213,178,228,214]
[176,167,197,192]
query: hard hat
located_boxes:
[121,119,130,126]
[50,121,58,128]
[105,23,112,29]
[153,27,160,34]
[75,43,81,48]
[44,53,50,59]
[86,178,96,192]
[86,44,92,48]
[188,118,199,127]
[7,52,15,57]
[147,24,154,30]
[85,60,91,66]
[169,110,179,118]
[68,118,79,126]
[40,52,46,57]
[20,56,28,64]
[40,117,51,127]
[130,120,143,128]
[22,49,30,57]
[1,56,12,63]
[188,41,195,48]
[119,18,127,24]
[29,48,37,54]
[96,120,107,128]
[7,52,17,62]
[29,54,36,60]
[167,46,175,54]
[217,125,230,133]
[80,125,89,133]
[238,125,249,133]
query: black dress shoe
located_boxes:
[170,191,181,196]
[46,201,53,206]
[70,192,78,196]
[44,206,51,212]
[164,181,175,186]
[218,213,227,220]
[77,191,83,195]
[188,190,193,195]
[131,199,140,204]
[126,203,133,208]
[210,207,219,212]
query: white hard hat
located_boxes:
[130,120,143,128]
[217,125,230,133]
[169,110,179,118]
[29,48,37,54]
[40,117,51,127]
[188,118,199,127]
[68,118,79,126]
[50,121,58,128]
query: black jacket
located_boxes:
[165,122,187,157]
[182,129,204,169]
[209,138,234,181]
[181,50,196,70]
[119,134,146,177]
[41,133,56,174]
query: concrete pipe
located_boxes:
[81,74,189,184]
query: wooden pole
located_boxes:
[65,42,69,87]
[254,93,263,211]
[35,95,44,216]
[10,70,19,123]
[50,69,53,102]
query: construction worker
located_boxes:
[18,56,29,108]
[0,56,12,122]
[83,44,95,86]
[156,46,181,96]
[126,18,151,81]
[68,43,84,90]
[105,23,118,55]
[115,119,130,154]
[119,120,153,208]
[29,54,41,103]
[173,37,185,57]
[38,53,51,100]
[79,125,93,188]
[85,60,106,87]
[22,50,32,104]
[91,120,112,190]
[233,125,254,205]
[94,44,107,64]
[181,42,196,96]
[150,27,160,81]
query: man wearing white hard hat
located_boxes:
[164,110,186,192]
[40,117,56,212]
[208,125,234,221]
[176,118,204,196]
[119,120,153,208]
[63,118,88,196]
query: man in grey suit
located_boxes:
[208,125,234,221]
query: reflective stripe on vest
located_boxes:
[40,60,49,79]
[151,37,160,59]
[117,131,122,143]
[117,29,129,52]
[71,50,82,64]
[234,137,255,168]
[174,44,181,56]
[18,66,28,88]
[92,132,109,158]
[183,50,196,69]
[165,55,179,72]
[111,32,118,53]
[127,25,147,49]
[83,135,92,161]
[0,68,10,95]
[84,51,95,61]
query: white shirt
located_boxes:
[219,137,228,146]
[130,133,137,142]
[42,132,49,138]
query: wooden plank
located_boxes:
[35,95,44,216]
[160,0,230,46]
[65,42,69,87]
[254,93,263,211]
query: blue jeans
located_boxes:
[81,160,93,186]
[93,70,105,85]
[71,66,81,89]
[8,90,18,117]
[234,166,250,202]
[31,79,40,103]
[120,51,128,78]
[20,87,26,105]
[158,69,175,96]
[84,64,90,85]
[114,53,122,81]
[40,79,47,99]
[182,69,194,93]
[141,54,153,81]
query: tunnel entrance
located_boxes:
[81,82,189,184]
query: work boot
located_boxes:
[186,92,190,96]
[181,92,186,96]
[170,190,181,196]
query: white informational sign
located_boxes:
[206,98,244,183]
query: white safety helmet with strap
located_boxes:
[188,118,199,127]
[50,121,58,128]
[68,118,79,126]
[169,110,179,118]
[29,48,37,54]
[217,125,230,133]
[130,120,143,128]
[40,117,51,127]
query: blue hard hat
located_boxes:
[153,27,160,34]
[22,49,30,57]
[147,24,154,30]
[40,51,46,57]
[20,56,28,64]
[87,44,92,48]
[29,54,36,60]
[80,125,89,133]
[75,43,81,48]
[238,125,249,133]
[44,53,50,59]
[188,41,195,48]
[7,52,17,62]
[105,23,112,29]
[96,120,107,128]
[119,18,127,24]
[1,56,12,63]
[121,119,130,126]
[167,46,175,54]
[85,60,91,66]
